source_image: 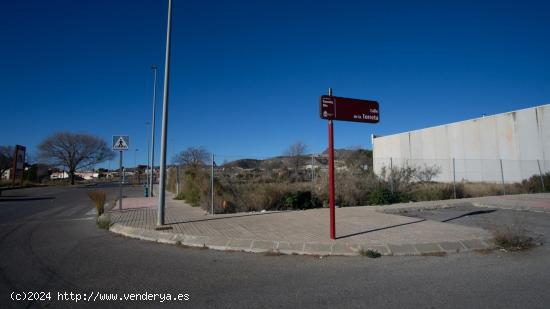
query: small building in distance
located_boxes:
[373,104,550,183]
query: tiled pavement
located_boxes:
[103,191,543,256]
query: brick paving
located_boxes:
[105,191,516,256]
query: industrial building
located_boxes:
[373,104,550,183]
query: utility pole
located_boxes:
[146,122,151,194]
[157,0,173,227]
[149,65,158,197]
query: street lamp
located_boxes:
[150,65,158,198]
[158,0,173,227]
[146,121,151,194]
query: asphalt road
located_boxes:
[1,185,549,308]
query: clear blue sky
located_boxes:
[1,0,549,168]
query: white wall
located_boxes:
[373,104,550,182]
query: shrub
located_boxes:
[174,167,210,206]
[87,190,106,216]
[521,173,550,193]
[408,183,456,201]
[360,248,382,258]
[97,213,111,229]
[368,188,405,205]
[281,191,321,210]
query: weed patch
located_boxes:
[490,223,539,251]
[97,214,111,230]
[87,190,106,216]
[360,249,382,258]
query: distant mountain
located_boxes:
[222,159,263,169]
[220,149,372,169]
[321,148,372,156]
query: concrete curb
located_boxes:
[471,202,550,214]
[109,223,495,257]
[374,196,550,215]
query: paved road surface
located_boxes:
[1,185,549,308]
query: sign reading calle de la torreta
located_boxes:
[319,95,380,123]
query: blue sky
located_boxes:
[1,0,549,168]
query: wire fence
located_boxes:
[165,153,549,213]
[374,157,549,188]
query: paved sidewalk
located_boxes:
[104,192,550,256]
[377,193,550,214]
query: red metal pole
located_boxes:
[328,120,335,239]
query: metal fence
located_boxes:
[374,157,549,187]
[167,153,332,213]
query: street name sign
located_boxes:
[112,135,130,150]
[320,95,380,123]
[319,91,380,239]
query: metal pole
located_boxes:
[157,0,173,226]
[389,157,394,194]
[176,164,180,196]
[146,122,150,194]
[499,159,506,195]
[311,154,314,182]
[119,151,123,210]
[537,159,546,192]
[149,65,158,197]
[327,87,335,240]
[452,158,457,199]
[211,154,214,215]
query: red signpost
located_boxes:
[320,91,379,239]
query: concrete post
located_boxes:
[389,157,394,194]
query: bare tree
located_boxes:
[173,147,210,168]
[284,141,308,173]
[0,145,14,179]
[37,132,114,185]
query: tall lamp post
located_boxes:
[146,121,151,194]
[134,148,139,184]
[149,65,158,197]
[157,0,173,227]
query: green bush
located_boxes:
[175,167,210,206]
[97,213,111,230]
[281,191,321,210]
[368,188,406,205]
[521,173,550,193]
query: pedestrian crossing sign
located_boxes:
[112,135,130,150]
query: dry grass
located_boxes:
[87,190,106,216]
[490,223,538,251]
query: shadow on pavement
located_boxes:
[336,219,426,239]
[442,209,497,222]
